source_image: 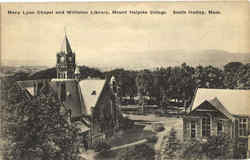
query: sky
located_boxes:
[1,2,249,69]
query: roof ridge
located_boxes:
[198,88,250,91]
[207,97,234,120]
[92,78,108,109]
[77,82,87,115]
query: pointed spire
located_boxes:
[60,32,72,54]
[75,65,80,74]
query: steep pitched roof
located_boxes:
[17,80,35,96]
[17,77,110,118]
[61,34,72,54]
[208,97,234,120]
[78,79,106,115]
[191,88,250,116]
[49,80,84,118]
[9,82,32,101]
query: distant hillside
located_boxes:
[29,67,57,80]
[3,50,250,70]
[77,50,250,70]
[118,50,250,70]
[0,65,48,77]
[2,65,105,81]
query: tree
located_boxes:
[235,63,250,89]
[106,69,137,104]
[224,62,243,73]
[155,67,171,110]
[167,66,183,101]
[118,71,137,102]
[223,62,243,88]
[135,70,153,111]
[1,86,83,160]
[179,63,196,106]
[194,65,224,89]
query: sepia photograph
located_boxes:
[0,2,249,160]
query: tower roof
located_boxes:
[60,34,72,54]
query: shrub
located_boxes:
[146,135,158,143]
[181,140,205,160]
[118,144,155,160]
[181,133,234,160]
[94,142,111,152]
[152,123,164,132]
[203,133,234,159]
[119,117,134,129]
[163,128,181,159]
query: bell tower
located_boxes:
[56,34,76,79]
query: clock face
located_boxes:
[68,57,72,62]
[60,56,65,62]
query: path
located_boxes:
[110,138,148,151]
[80,115,183,160]
[154,123,173,160]
[79,139,148,160]
[157,118,183,160]
[126,114,183,160]
[80,150,96,160]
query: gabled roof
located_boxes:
[9,82,32,101]
[16,80,35,96]
[17,77,111,118]
[49,80,83,118]
[78,79,106,115]
[206,97,234,120]
[191,88,250,116]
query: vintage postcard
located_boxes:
[0,2,249,160]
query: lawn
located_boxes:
[127,114,183,141]
[107,124,155,147]
[94,114,183,160]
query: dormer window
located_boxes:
[91,90,96,95]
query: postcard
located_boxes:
[0,2,249,160]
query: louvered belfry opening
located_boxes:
[56,34,76,80]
